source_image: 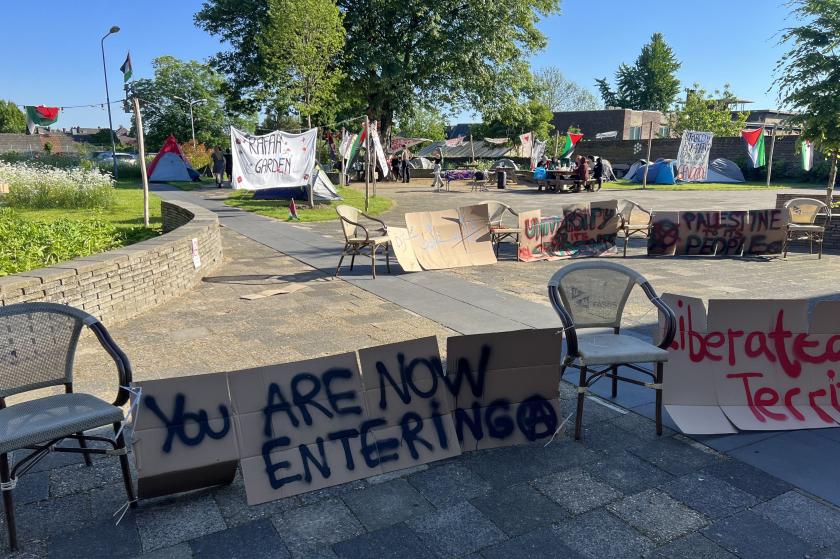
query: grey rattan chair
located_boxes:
[548,262,676,440]
[783,197,827,259]
[616,199,652,257]
[335,205,391,279]
[0,303,135,551]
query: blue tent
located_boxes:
[629,159,677,184]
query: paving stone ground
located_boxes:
[3,179,840,558]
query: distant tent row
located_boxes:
[625,158,745,184]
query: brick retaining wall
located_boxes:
[776,192,840,250]
[0,199,223,323]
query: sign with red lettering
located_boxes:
[648,210,785,257]
[662,294,840,434]
[517,202,619,261]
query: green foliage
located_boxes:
[669,84,748,137]
[225,186,392,222]
[127,56,256,150]
[0,100,26,133]
[395,107,447,141]
[534,66,601,112]
[1,161,114,209]
[259,0,345,127]
[775,0,840,193]
[0,209,122,276]
[475,99,555,141]
[596,33,681,112]
[196,0,561,136]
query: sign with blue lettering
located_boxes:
[131,330,563,504]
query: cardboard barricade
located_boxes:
[661,293,840,434]
[648,209,785,257]
[131,329,562,504]
[401,204,496,271]
[517,201,620,261]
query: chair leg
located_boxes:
[623,233,628,257]
[114,423,136,506]
[610,366,618,399]
[78,432,93,466]
[809,234,813,254]
[371,245,377,279]
[783,234,789,259]
[655,362,664,436]
[335,246,347,277]
[350,252,356,271]
[574,366,587,441]
[1,453,17,552]
[385,244,391,273]
[819,234,824,259]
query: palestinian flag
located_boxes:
[120,52,133,83]
[801,139,814,171]
[558,132,583,159]
[288,197,300,221]
[25,105,59,134]
[741,128,766,168]
[346,124,366,165]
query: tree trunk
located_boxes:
[827,152,838,211]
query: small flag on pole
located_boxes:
[801,139,814,172]
[120,52,133,83]
[288,198,300,221]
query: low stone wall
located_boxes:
[775,191,840,250]
[0,199,223,323]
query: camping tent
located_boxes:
[492,158,519,170]
[624,159,647,181]
[629,159,677,184]
[252,165,342,202]
[408,157,433,169]
[699,158,745,183]
[147,136,198,182]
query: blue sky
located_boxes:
[0,0,794,129]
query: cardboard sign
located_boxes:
[676,130,713,181]
[662,293,840,434]
[131,330,561,504]
[387,227,423,272]
[517,202,619,261]
[230,126,317,190]
[648,210,785,257]
[404,204,497,270]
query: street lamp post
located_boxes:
[173,96,207,147]
[100,25,120,179]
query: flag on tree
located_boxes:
[558,132,583,159]
[741,128,766,168]
[120,52,133,83]
[801,139,814,171]
[25,105,59,134]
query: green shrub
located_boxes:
[0,209,122,276]
[0,161,114,209]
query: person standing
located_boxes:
[391,153,401,181]
[211,146,225,188]
[401,148,412,183]
[593,157,604,191]
[224,148,233,184]
[431,150,443,190]
[575,156,590,192]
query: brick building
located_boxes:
[551,109,666,140]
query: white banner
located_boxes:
[530,139,547,171]
[370,123,389,175]
[676,130,713,182]
[230,126,317,190]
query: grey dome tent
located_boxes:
[492,158,519,170]
[308,166,341,201]
[408,157,433,169]
[698,158,745,183]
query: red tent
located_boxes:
[147,136,197,182]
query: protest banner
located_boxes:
[661,294,840,434]
[676,130,714,181]
[403,204,496,270]
[648,209,785,257]
[517,201,619,261]
[131,330,562,503]
[230,126,317,190]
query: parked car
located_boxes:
[93,152,138,165]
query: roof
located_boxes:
[417,140,512,159]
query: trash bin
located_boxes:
[496,170,506,189]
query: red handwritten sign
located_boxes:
[661,294,840,434]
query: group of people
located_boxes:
[536,154,604,191]
[389,149,414,183]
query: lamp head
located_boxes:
[109,26,120,34]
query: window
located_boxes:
[629,126,642,140]
[659,126,670,138]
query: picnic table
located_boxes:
[535,169,595,193]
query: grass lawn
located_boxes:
[11,179,163,244]
[225,186,393,222]
[166,181,205,191]
[604,179,818,191]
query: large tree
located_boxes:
[0,100,26,133]
[127,56,255,150]
[395,106,447,141]
[534,66,602,112]
[196,0,560,137]
[775,0,840,200]
[258,0,345,128]
[595,33,681,112]
[475,99,555,141]
[669,84,749,137]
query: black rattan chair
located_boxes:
[0,303,136,551]
[548,262,676,440]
